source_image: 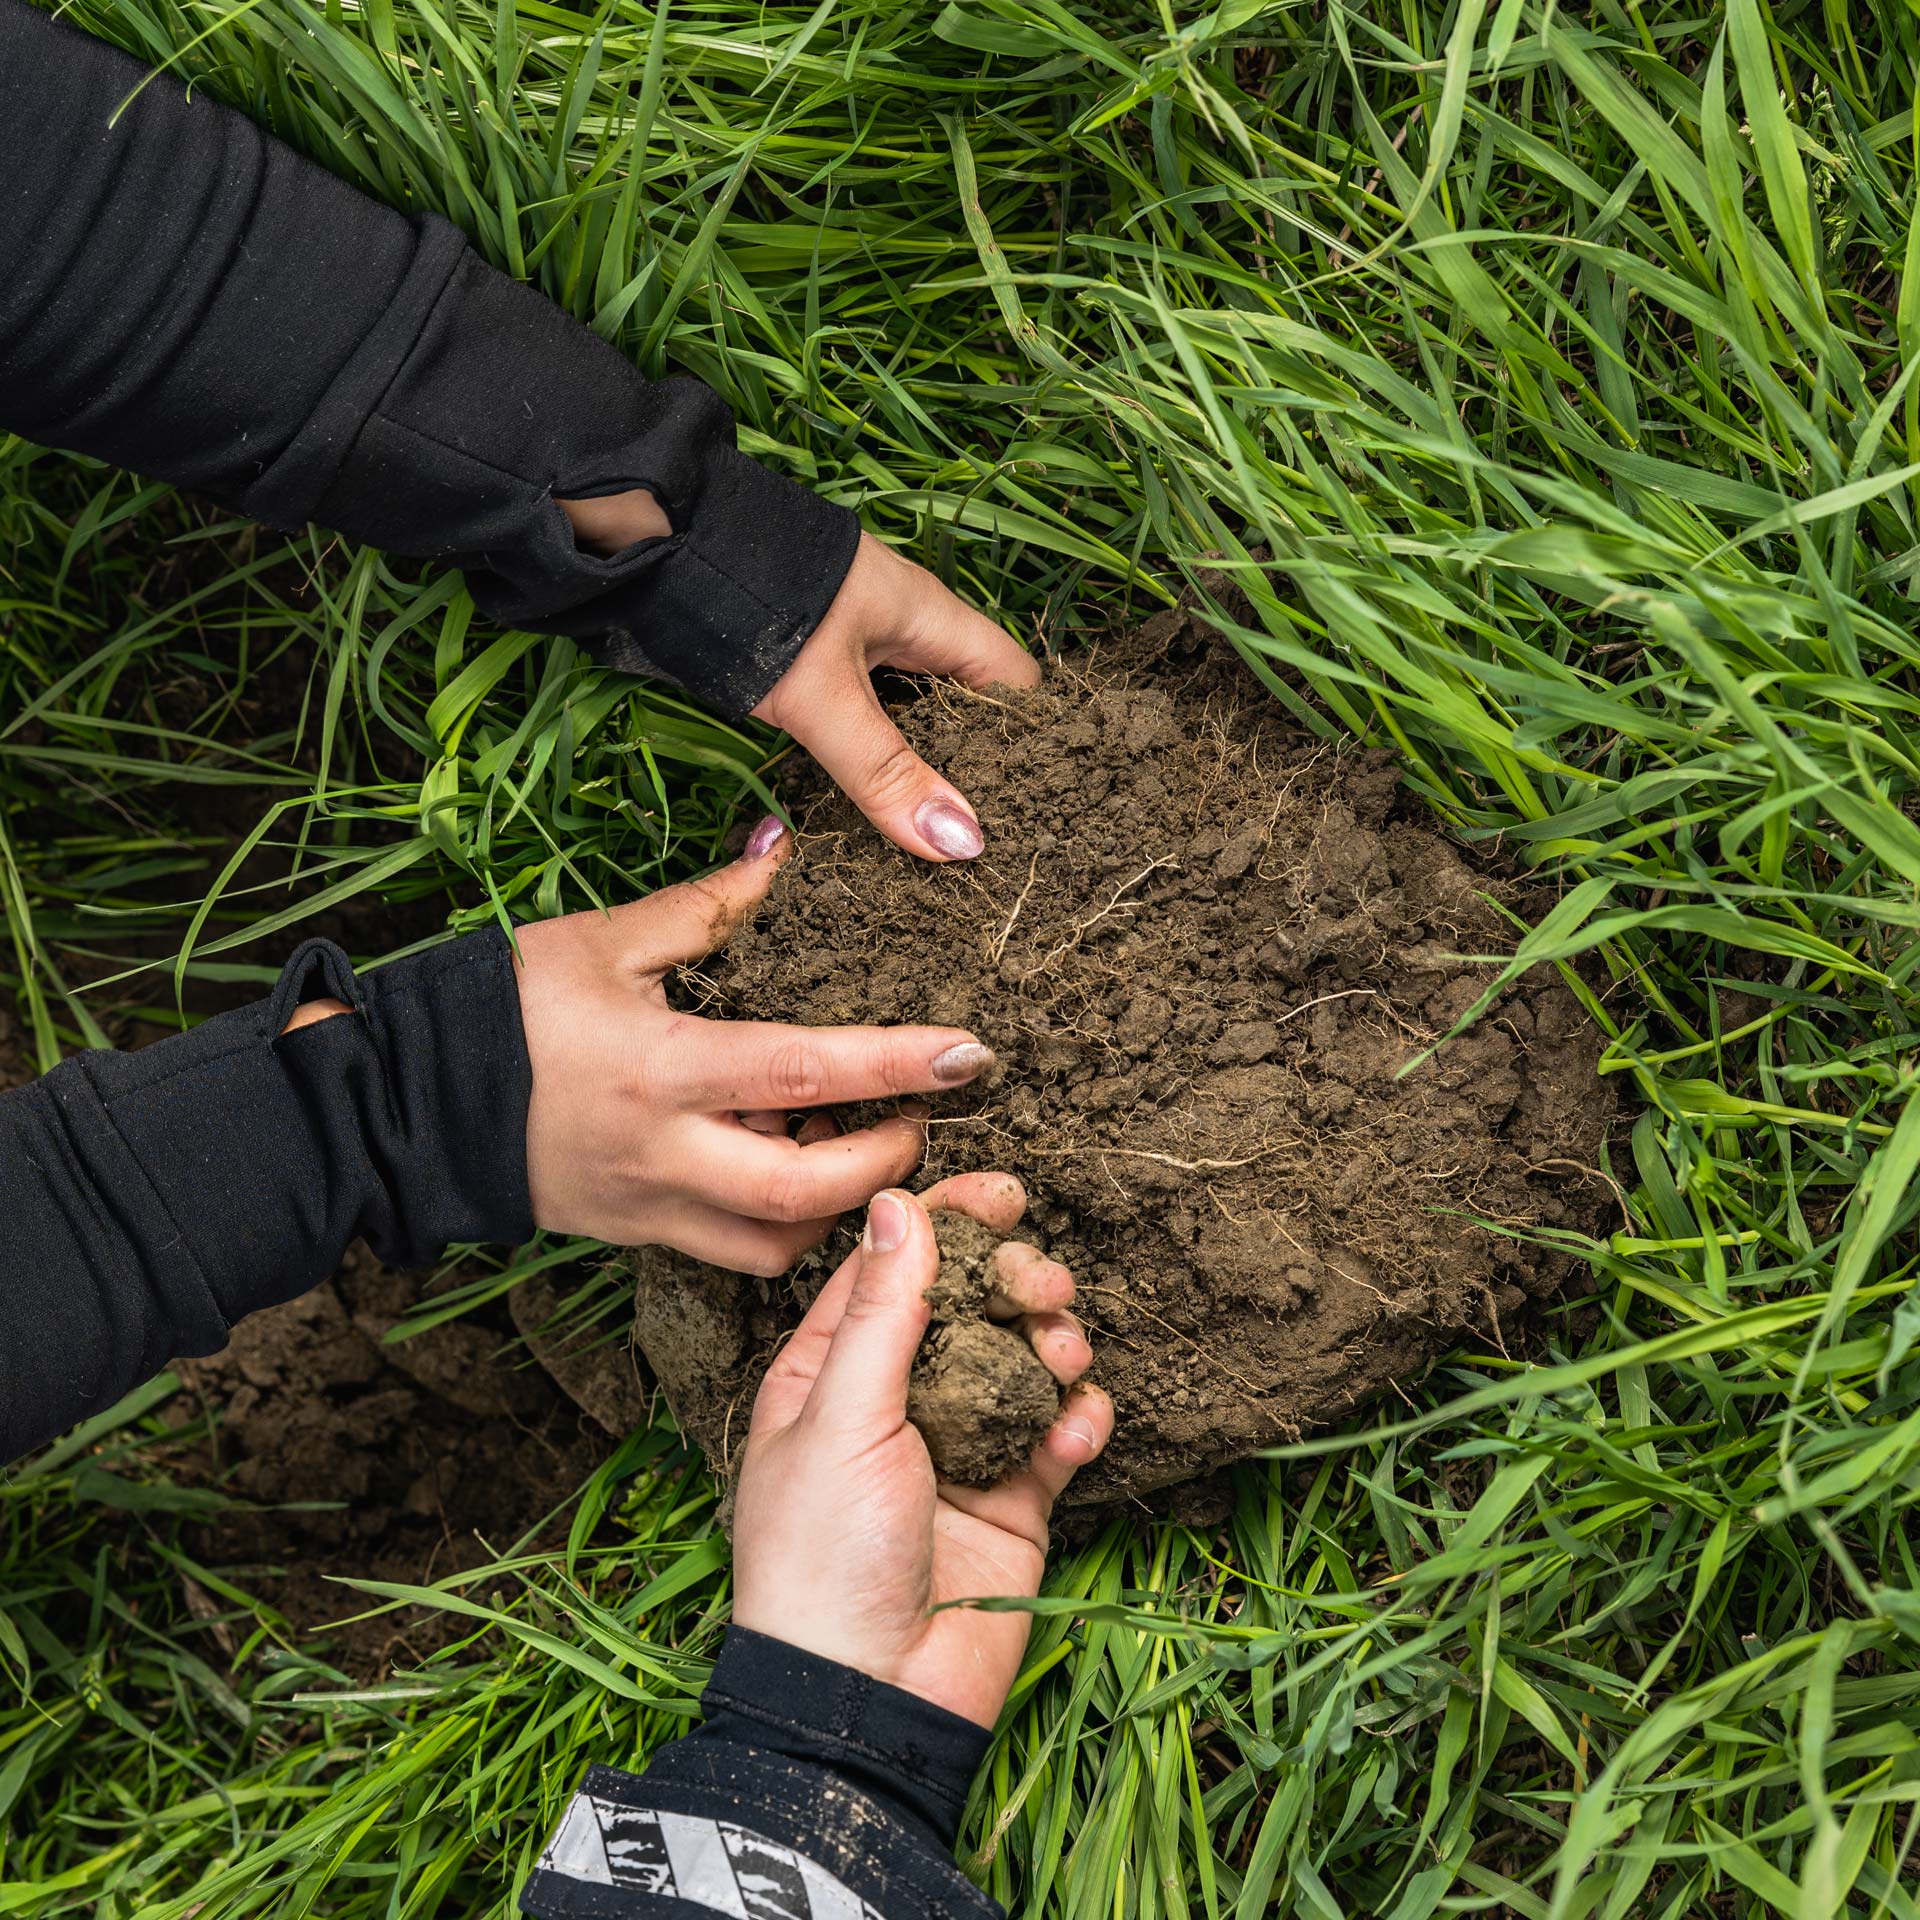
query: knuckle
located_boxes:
[765,1037,828,1108]
[757,1159,821,1224]
[842,1271,896,1324]
[860,738,926,808]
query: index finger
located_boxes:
[670,1019,995,1112]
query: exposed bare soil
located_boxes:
[632,611,1616,1503]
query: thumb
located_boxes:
[785,662,987,865]
[802,1190,935,1438]
[620,817,792,970]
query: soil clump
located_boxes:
[637,611,1616,1504]
[907,1212,1061,1485]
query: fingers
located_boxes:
[1013,1309,1092,1386]
[752,1250,863,1434]
[938,1383,1114,1546]
[646,1199,836,1279]
[801,1190,937,1437]
[621,825,793,970]
[914,1170,1027,1233]
[893,582,1043,695]
[1028,1383,1114,1498]
[785,649,990,863]
[739,1110,842,1143]
[985,1240,1073,1318]
[680,1113,925,1223]
[674,1019,995,1112]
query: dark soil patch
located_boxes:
[633,613,1617,1504]
[0,1004,30,1092]
[169,1246,632,1673]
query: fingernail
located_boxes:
[915,798,984,860]
[899,1097,933,1121]
[864,1191,910,1254]
[1058,1414,1099,1454]
[744,815,787,861]
[930,1041,994,1087]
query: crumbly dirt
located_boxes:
[906,1212,1061,1485]
[910,1320,1059,1486]
[633,611,1617,1504]
[167,1246,622,1671]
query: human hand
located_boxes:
[731,1177,1114,1727]
[752,532,1039,863]
[559,496,1037,862]
[510,825,995,1273]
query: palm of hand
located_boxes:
[787,1420,1049,1729]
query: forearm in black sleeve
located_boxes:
[0,933,532,1463]
[523,1627,1005,1920]
[0,0,859,716]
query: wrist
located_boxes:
[557,486,672,554]
[697,1626,993,1845]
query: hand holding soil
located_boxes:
[636,611,1616,1503]
[508,826,999,1276]
[732,1176,1113,1729]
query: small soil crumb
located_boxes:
[904,1210,1061,1485]
[925,1208,1003,1317]
[909,1322,1058,1486]
[631,608,1616,1504]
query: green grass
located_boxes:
[6,0,1920,1913]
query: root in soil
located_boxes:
[630,609,1617,1504]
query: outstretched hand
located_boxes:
[509,826,994,1274]
[731,1178,1114,1728]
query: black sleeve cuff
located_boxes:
[77,929,535,1315]
[1,4,855,719]
[0,928,533,1460]
[519,1630,1001,1920]
[299,248,861,718]
[696,1627,991,1848]
[72,933,526,1328]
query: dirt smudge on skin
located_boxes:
[631,613,1617,1504]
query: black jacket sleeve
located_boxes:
[0,933,532,1463]
[0,0,860,717]
[522,1627,1005,1920]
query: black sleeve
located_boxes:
[522,1627,1005,1920]
[0,932,532,1463]
[0,0,859,717]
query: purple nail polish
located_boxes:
[915,798,984,860]
[744,814,787,861]
[930,1042,995,1086]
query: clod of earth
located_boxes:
[627,609,1616,1504]
[907,1211,1062,1485]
